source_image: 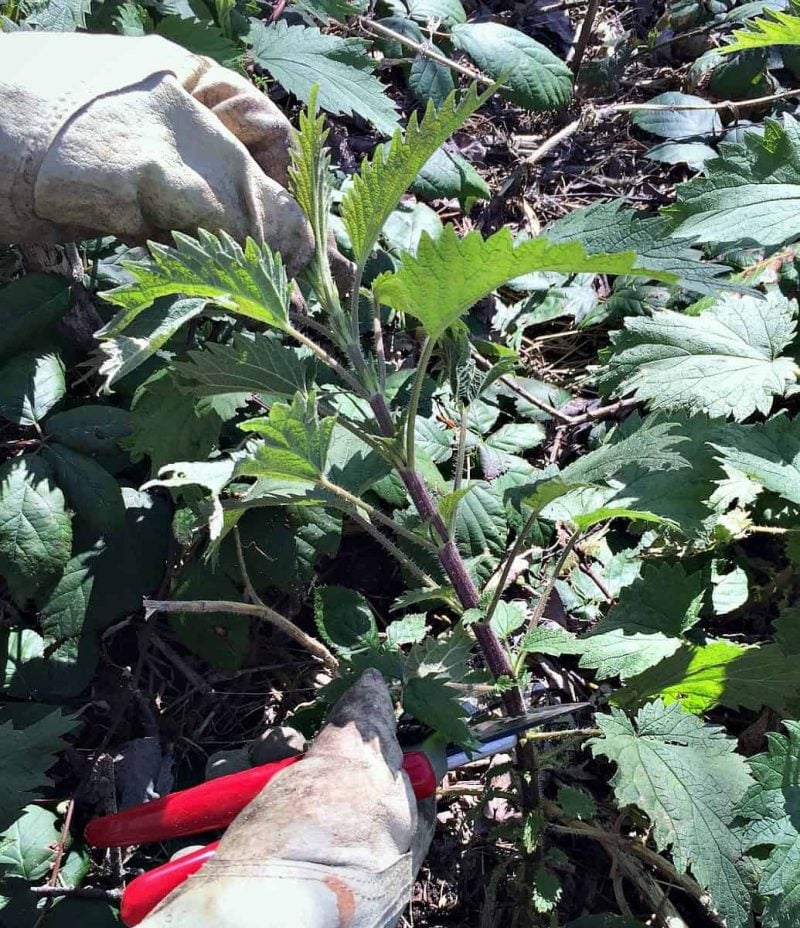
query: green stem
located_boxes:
[285,323,368,398]
[320,477,439,555]
[347,509,437,587]
[485,505,543,628]
[405,337,435,472]
[512,529,581,677]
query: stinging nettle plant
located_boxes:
[96,84,680,751]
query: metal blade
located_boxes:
[447,702,590,771]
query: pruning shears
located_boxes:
[85,702,587,926]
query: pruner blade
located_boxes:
[447,702,590,770]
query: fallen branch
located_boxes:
[144,598,339,672]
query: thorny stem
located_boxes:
[144,598,339,671]
[406,336,435,472]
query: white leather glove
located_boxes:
[140,669,436,928]
[0,32,313,276]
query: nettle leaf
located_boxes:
[490,600,526,638]
[0,709,78,832]
[589,701,755,928]
[314,585,379,656]
[239,393,335,483]
[0,805,60,882]
[632,92,722,140]
[559,419,687,487]
[450,22,572,111]
[406,624,473,679]
[97,296,208,388]
[712,415,800,507]
[721,9,800,54]
[44,405,132,456]
[0,273,70,362]
[547,200,741,296]
[341,84,492,266]
[373,227,671,340]
[175,333,313,399]
[101,230,290,337]
[570,506,674,532]
[0,456,72,604]
[618,640,800,715]
[578,563,704,681]
[247,21,398,135]
[41,444,125,533]
[403,674,475,746]
[735,722,800,928]
[666,115,800,247]
[601,291,798,421]
[386,613,427,648]
[0,350,65,426]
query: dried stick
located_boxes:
[569,0,601,75]
[144,598,338,671]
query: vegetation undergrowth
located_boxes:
[7,0,800,926]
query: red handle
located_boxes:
[113,751,437,926]
[121,842,219,926]
[85,755,302,848]
[86,751,438,849]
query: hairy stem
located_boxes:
[347,508,438,587]
[405,336,435,472]
[320,477,440,555]
[285,323,367,398]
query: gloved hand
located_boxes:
[140,669,436,928]
[0,32,313,276]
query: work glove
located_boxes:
[0,32,313,276]
[139,668,436,928]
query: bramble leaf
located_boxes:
[0,456,72,604]
[589,701,754,928]
[450,22,572,111]
[0,709,78,832]
[602,291,798,421]
[341,84,493,266]
[315,586,379,657]
[247,21,398,135]
[373,227,673,340]
[0,350,65,426]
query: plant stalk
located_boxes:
[405,336,435,472]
